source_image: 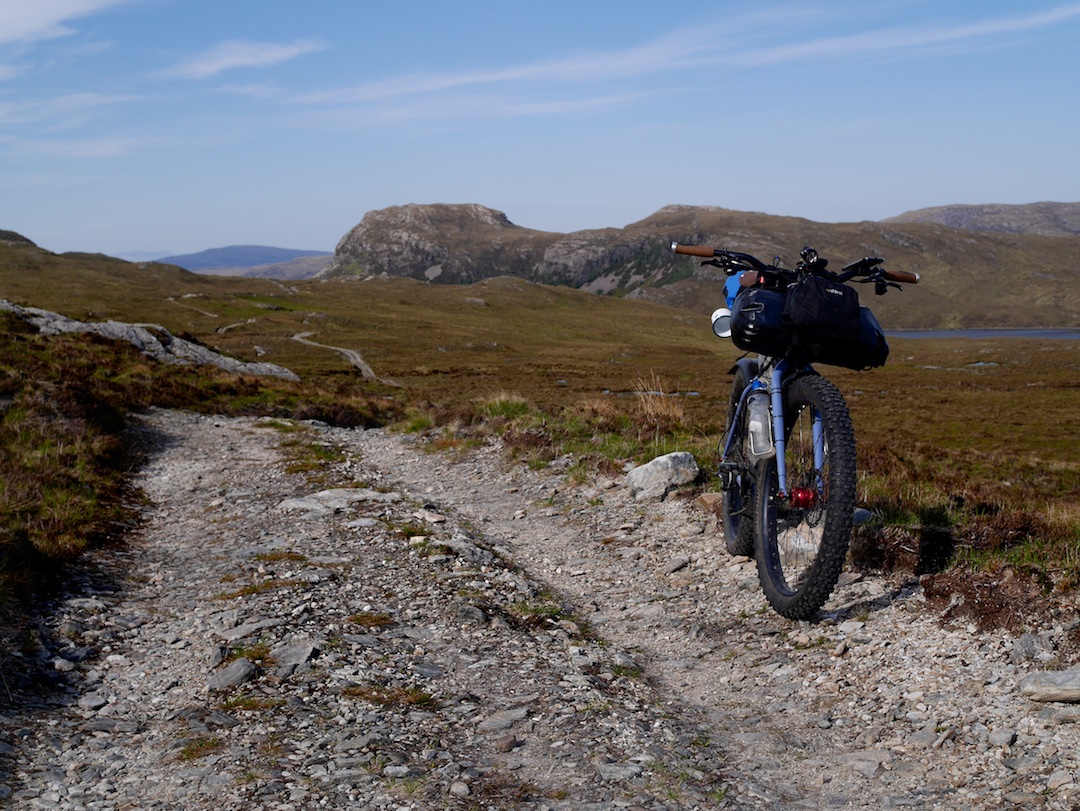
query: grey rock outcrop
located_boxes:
[323,203,556,284]
[319,203,671,290]
[0,299,299,380]
[207,657,258,691]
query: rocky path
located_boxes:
[1,409,1079,810]
[290,332,395,385]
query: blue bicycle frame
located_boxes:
[722,358,826,498]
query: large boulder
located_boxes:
[1020,666,1080,702]
[625,452,700,500]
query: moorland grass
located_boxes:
[2,241,1079,617]
[0,312,399,616]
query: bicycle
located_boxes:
[672,242,919,620]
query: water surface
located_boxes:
[888,329,1080,340]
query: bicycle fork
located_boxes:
[770,360,825,506]
[721,359,825,503]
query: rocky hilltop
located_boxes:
[324,203,664,288]
[885,201,1080,237]
[0,230,36,247]
[321,203,810,292]
[320,203,1080,328]
[324,204,555,284]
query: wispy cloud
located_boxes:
[0,91,136,128]
[0,131,144,161]
[217,83,285,100]
[29,135,143,159]
[0,0,132,45]
[162,39,327,80]
[298,31,708,106]
[296,3,1080,119]
[732,3,1080,67]
[326,90,652,128]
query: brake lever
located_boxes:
[701,258,747,276]
[872,279,904,295]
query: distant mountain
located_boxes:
[320,202,1080,329]
[195,254,333,280]
[162,245,331,272]
[7,199,1080,330]
[114,249,174,263]
[884,202,1080,237]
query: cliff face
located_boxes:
[317,202,1080,328]
[324,203,560,284]
[322,203,676,289]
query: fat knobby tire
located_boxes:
[754,374,856,620]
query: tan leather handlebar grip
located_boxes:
[670,242,716,257]
[885,268,920,284]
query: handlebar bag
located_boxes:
[730,287,790,356]
[794,306,890,370]
[782,275,860,337]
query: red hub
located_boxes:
[789,487,818,510]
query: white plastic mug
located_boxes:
[711,307,732,338]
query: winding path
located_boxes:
[290,331,399,385]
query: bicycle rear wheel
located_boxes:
[720,366,755,556]
[754,373,856,620]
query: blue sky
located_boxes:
[2,1,1079,257]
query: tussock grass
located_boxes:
[633,371,685,431]
[215,579,302,600]
[178,737,225,760]
[4,237,1080,615]
[221,694,286,712]
[348,611,395,629]
[0,313,399,618]
[481,390,535,421]
[225,642,274,666]
[340,683,436,708]
[253,550,308,564]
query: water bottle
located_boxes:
[747,390,775,460]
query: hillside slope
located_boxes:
[7,203,1080,331]
[322,203,1080,328]
[884,201,1080,237]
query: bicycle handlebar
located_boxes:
[672,241,920,285]
[884,268,920,284]
[670,242,716,258]
[670,242,771,270]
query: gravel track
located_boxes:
[1,408,1078,810]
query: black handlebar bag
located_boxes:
[782,275,860,335]
[730,277,888,370]
[730,287,790,356]
[783,275,889,370]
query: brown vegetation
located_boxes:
[1,233,1078,630]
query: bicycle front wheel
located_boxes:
[754,373,856,620]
